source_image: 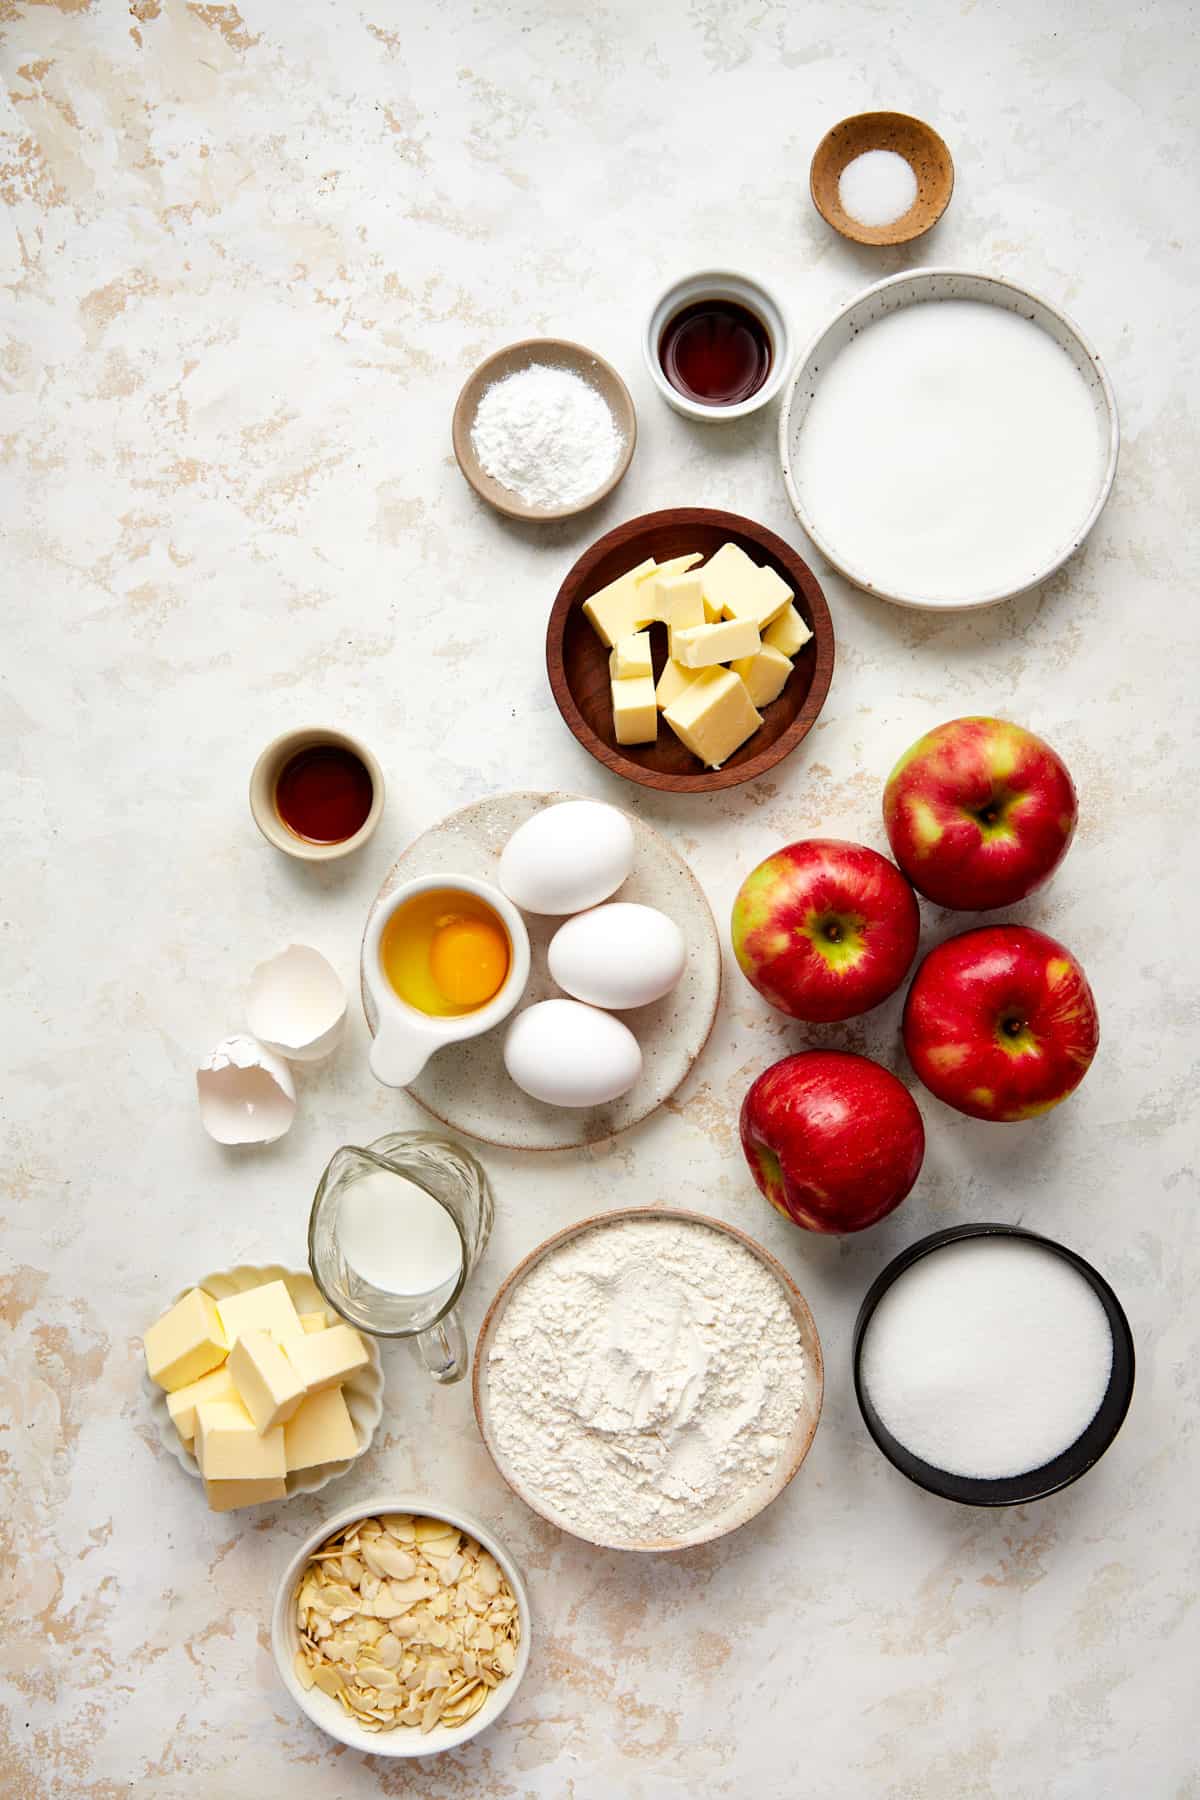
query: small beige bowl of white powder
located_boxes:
[473,1208,823,1552]
[453,338,636,522]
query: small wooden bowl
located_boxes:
[546,507,834,794]
[810,111,954,247]
[452,338,637,522]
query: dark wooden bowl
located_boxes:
[546,508,834,794]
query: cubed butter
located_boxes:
[287,1323,370,1396]
[204,1476,287,1514]
[581,558,658,646]
[654,572,706,645]
[609,630,653,680]
[763,602,812,657]
[216,1279,306,1358]
[284,1386,360,1471]
[610,674,658,746]
[227,1328,307,1434]
[671,617,761,669]
[195,1397,286,1481]
[636,551,700,588]
[702,542,791,631]
[299,1311,329,1334]
[732,643,793,708]
[655,658,699,712]
[143,1287,228,1394]
[663,667,763,769]
[167,1364,239,1446]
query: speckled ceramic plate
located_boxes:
[472,1207,825,1551]
[144,1264,384,1500]
[360,792,722,1151]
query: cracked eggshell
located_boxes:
[197,1034,296,1145]
[246,944,346,1063]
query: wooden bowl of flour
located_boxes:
[473,1206,824,1551]
[452,338,637,522]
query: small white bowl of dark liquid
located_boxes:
[643,270,793,423]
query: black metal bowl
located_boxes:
[852,1223,1135,1507]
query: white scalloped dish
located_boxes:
[144,1264,384,1500]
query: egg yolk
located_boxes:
[428,915,508,1009]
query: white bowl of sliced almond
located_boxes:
[271,1497,531,1756]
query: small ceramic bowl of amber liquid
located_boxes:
[642,269,793,423]
[250,727,385,862]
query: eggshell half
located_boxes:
[197,1035,296,1145]
[246,944,346,1063]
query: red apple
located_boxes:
[883,717,1077,910]
[731,839,920,1023]
[740,1050,925,1233]
[903,925,1099,1122]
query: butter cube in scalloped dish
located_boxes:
[215,1279,306,1358]
[611,674,658,746]
[763,602,812,658]
[167,1364,240,1446]
[204,1476,287,1513]
[284,1386,360,1471]
[663,667,762,769]
[195,1396,286,1481]
[227,1328,307,1433]
[143,1287,228,1393]
[732,643,793,708]
[287,1322,370,1396]
[299,1311,329,1334]
[609,630,653,680]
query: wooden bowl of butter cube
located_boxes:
[546,508,834,792]
[142,1265,384,1511]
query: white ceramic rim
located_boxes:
[269,1493,532,1757]
[144,1264,384,1500]
[362,872,532,1074]
[643,268,794,421]
[777,268,1121,610]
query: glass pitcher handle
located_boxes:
[414,1307,468,1384]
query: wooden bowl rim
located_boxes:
[472,1204,825,1551]
[546,506,835,793]
[809,110,954,247]
[452,337,637,522]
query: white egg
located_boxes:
[548,903,686,1010]
[503,1000,643,1108]
[499,800,634,915]
[196,1034,296,1145]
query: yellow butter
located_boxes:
[581,558,658,647]
[195,1397,286,1480]
[287,1323,370,1396]
[672,617,761,669]
[653,573,706,648]
[144,1288,228,1394]
[284,1386,360,1471]
[763,602,812,657]
[732,643,793,708]
[636,551,700,588]
[299,1311,329,1334]
[204,1475,287,1513]
[655,658,699,712]
[216,1280,306,1357]
[611,674,658,746]
[227,1328,307,1434]
[702,541,791,631]
[663,667,762,769]
[609,630,653,680]
[167,1364,239,1445]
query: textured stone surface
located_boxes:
[1,2,1196,1795]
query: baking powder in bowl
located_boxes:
[470,364,622,509]
[859,1238,1114,1481]
[486,1217,808,1545]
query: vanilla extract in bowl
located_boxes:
[658,297,772,406]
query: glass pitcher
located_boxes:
[308,1131,493,1384]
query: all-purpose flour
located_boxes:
[486,1217,808,1544]
[471,363,622,508]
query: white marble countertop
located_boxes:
[2,2,1196,1795]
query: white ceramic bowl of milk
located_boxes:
[779,269,1120,610]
